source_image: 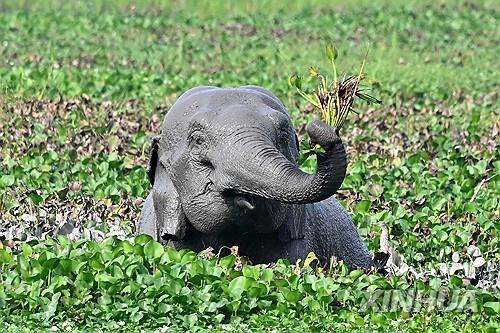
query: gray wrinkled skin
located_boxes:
[138,86,372,269]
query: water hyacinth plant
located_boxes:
[289,44,381,128]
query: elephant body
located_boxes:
[138,86,372,268]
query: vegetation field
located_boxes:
[0,0,498,331]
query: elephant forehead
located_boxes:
[198,105,291,137]
[161,87,290,134]
[213,104,279,122]
[195,88,282,109]
[172,88,286,115]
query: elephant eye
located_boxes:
[189,131,207,148]
[194,136,204,145]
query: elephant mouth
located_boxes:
[224,190,256,211]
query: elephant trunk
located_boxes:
[220,120,347,204]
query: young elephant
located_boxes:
[137,86,373,268]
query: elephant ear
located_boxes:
[293,133,300,161]
[149,136,187,241]
[147,137,160,185]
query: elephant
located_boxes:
[137,85,373,269]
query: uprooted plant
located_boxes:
[289,43,381,129]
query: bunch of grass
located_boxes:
[289,44,381,128]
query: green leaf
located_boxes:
[121,240,135,253]
[282,288,302,304]
[348,269,365,281]
[21,243,33,258]
[219,255,236,270]
[58,259,73,274]
[134,234,153,246]
[368,184,383,197]
[131,310,144,323]
[242,266,259,280]
[313,144,326,154]
[144,240,164,260]
[288,74,302,90]
[45,292,61,319]
[90,259,105,271]
[336,289,350,302]
[429,277,442,290]
[29,194,44,205]
[355,200,371,214]
[370,313,387,325]
[356,92,382,104]
[483,302,499,314]
[17,254,29,273]
[0,249,13,264]
[228,276,250,298]
[307,297,321,311]
[0,174,15,187]
[261,269,273,283]
[435,230,448,242]
[431,197,447,211]
[164,248,182,263]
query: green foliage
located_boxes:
[0,237,498,331]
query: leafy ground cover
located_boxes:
[0,0,498,331]
[0,235,498,332]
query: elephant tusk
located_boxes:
[234,196,255,210]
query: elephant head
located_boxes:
[147,86,347,242]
